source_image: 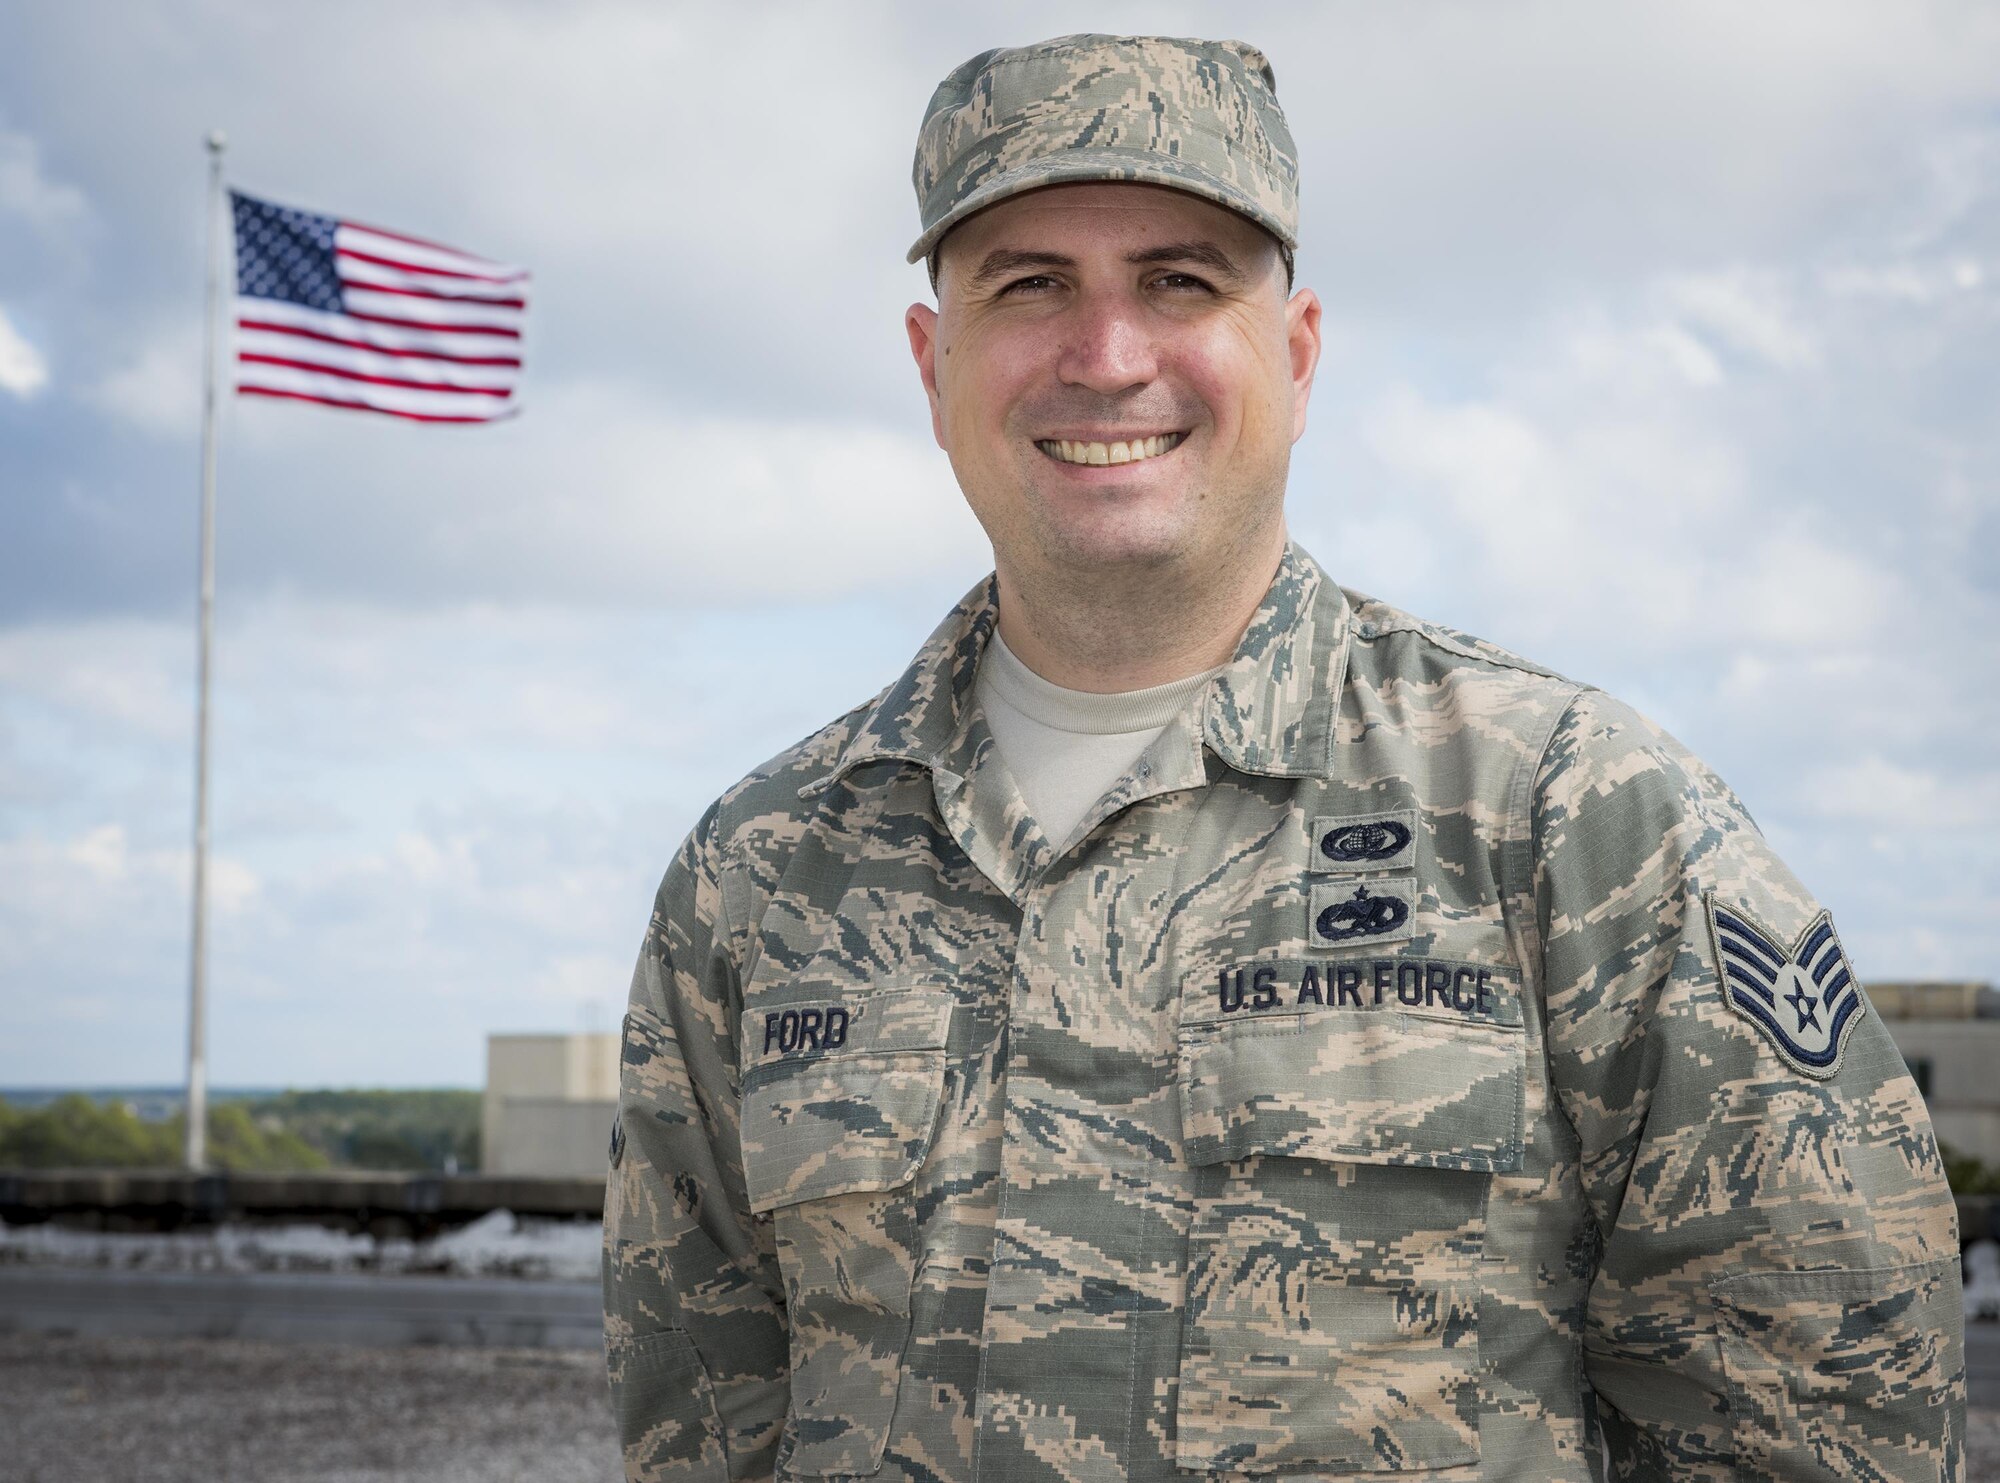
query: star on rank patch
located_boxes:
[1704,893,1866,1079]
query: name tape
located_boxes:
[1197,958,1518,1026]
[761,1005,852,1058]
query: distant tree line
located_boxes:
[0,1090,481,1173]
[246,1089,480,1171]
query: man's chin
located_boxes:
[1033,513,1197,574]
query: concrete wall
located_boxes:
[488,1096,620,1179]
[1885,1019,2000,1166]
[482,1034,619,1177]
[569,1035,620,1101]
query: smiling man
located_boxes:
[604,34,1965,1483]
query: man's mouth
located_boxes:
[1033,432,1187,467]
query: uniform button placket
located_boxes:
[970,884,1042,1479]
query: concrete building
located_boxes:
[1872,981,2000,1169]
[482,1033,619,1178]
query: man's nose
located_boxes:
[1055,292,1159,394]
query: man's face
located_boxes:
[906,183,1320,582]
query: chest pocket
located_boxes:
[1174,997,1525,1475]
[739,986,954,1479]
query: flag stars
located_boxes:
[230,191,343,311]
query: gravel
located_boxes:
[2,1330,1992,1481]
[0,1332,619,1482]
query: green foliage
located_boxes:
[238,1089,480,1172]
[190,1104,330,1172]
[0,1089,478,1173]
[0,1095,325,1171]
[1939,1139,2000,1196]
[0,1093,176,1167]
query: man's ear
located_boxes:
[905,302,946,449]
[1285,286,1322,443]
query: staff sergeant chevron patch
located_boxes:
[1704,893,1866,1079]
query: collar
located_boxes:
[799,541,1352,799]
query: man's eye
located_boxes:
[1153,272,1214,294]
[998,274,1059,296]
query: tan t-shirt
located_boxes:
[974,632,1219,848]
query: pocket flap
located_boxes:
[741,986,954,1214]
[1178,1009,1524,1172]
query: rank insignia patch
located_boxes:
[1704,893,1865,1079]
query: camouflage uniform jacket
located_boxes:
[605,543,1965,1482]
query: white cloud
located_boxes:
[0,823,257,981]
[221,383,986,609]
[67,821,129,878]
[0,597,904,778]
[1820,257,1990,304]
[52,822,258,912]
[1345,224,1995,671]
[0,130,86,237]
[1802,756,1962,831]
[1730,527,1887,648]
[534,953,631,1014]
[0,306,48,397]
[0,618,191,741]
[1646,324,1727,388]
[87,322,201,435]
[1659,269,1818,372]
[1359,376,1739,652]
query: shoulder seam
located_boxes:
[1378,617,1572,682]
[1344,588,1574,685]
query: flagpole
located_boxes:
[185,130,226,1172]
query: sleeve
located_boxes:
[604,800,790,1483]
[1532,689,1966,1481]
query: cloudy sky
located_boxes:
[3,1,1996,1088]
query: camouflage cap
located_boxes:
[908,33,1300,269]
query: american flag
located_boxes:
[229,190,528,424]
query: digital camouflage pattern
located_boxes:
[907,34,1299,266]
[604,544,1965,1482]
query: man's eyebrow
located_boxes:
[966,248,1076,288]
[1126,240,1242,277]
[961,240,1247,289]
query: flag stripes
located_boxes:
[230,191,527,423]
